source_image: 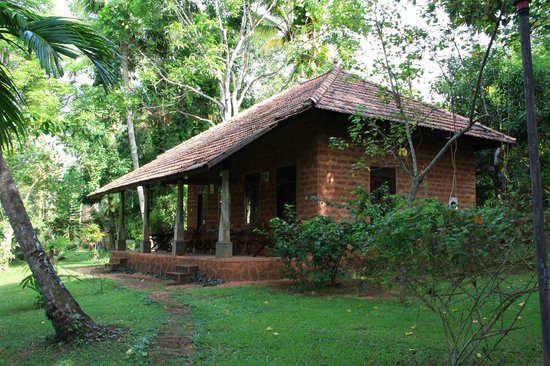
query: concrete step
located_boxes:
[174,264,198,274]
[165,272,194,284]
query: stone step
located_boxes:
[165,272,194,284]
[109,257,128,266]
[105,263,120,271]
[174,264,198,274]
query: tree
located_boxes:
[76,0,149,216]
[346,0,508,202]
[156,0,365,124]
[0,1,119,341]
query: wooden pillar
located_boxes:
[116,191,126,251]
[216,169,232,258]
[140,185,151,253]
[172,179,186,255]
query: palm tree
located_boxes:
[0,1,119,341]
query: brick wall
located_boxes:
[186,112,320,253]
[186,109,478,251]
[315,113,476,217]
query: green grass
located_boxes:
[175,284,543,366]
[0,253,544,366]
[0,263,167,366]
[61,249,111,268]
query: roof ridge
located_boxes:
[308,67,341,105]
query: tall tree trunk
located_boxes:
[0,151,109,341]
[121,42,144,216]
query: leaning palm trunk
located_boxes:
[0,151,108,341]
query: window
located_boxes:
[277,166,296,219]
[370,167,396,202]
[245,173,260,225]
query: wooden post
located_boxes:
[216,170,232,258]
[116,191,126,251]
[513,1,550,363]
[140,185,151,253]
[173,179,186,255]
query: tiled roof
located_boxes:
[88,67,514,198]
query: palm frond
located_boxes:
[0,2,119,88]
[0,1,119,148]
[0,64,25,149]
[73,0,106,15]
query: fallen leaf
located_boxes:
[476,353,482,358]
[405,332,413,336]
[472,320,479,324]
[273,332,279,336]
[126,348,133,355]
[410,324,416,329]
[519,301,526,308]
[517,316,522,320]
[266,326,273,331]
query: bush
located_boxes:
[80,224,103,250]
[265,209,357,287]
[0,235,14,271]
[360,196,537,365]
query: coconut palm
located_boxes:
[0,1,119,341]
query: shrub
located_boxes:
[361,196,537,365]
[265,209,357,287]
[0,234,14,271]
[80,223,103,250]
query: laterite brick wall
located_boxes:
[186,109,477,239]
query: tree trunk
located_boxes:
[0,151,111,341]
[121,42,144,216]
[408,177,421,204]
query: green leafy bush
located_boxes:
[80,224,103,249]
[360,196,537,365]
[0,238,14,271]
[362,197,535,284]
[265,208,357,287]
[0,221,14,271]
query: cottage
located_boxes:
[89,66,513,280]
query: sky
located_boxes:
[53,0,71,16]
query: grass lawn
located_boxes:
[0,259,167,366]
[175,284,542,365]
[60,249,111,268]
[0,250,544,365]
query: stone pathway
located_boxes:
[147,291,195,365]
[72,266,195,365]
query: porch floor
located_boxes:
[110,251,282,281]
